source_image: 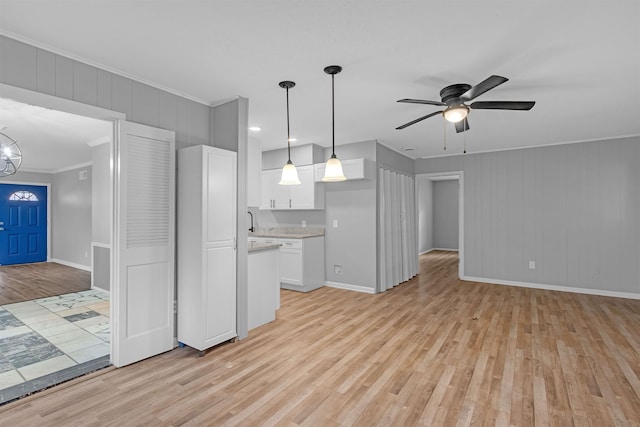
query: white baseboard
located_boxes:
[462,275,640,300]
[91,284,110,294]
[325,281,376,294]
[50,258,91,272]
[420,248,459,255]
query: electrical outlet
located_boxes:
[333,219,338,228]
[301,220,307,228]
[334,265,342,274]
[529,261,536,270]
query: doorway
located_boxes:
[416,172,464,278]
[0,86,118,403]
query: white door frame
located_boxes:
[416,171,464,278]
[1,83,125,363]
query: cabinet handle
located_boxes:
[289,199,291,208]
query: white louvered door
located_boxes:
[112,120,175,367]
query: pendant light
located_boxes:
[278,81,300,185]
[0,132,22,177]
[322,65,346,182]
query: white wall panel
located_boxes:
[4,38,36,91]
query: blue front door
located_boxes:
[0,184,48,266]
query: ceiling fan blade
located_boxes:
[396,111,443,130]
[470,101,535,110]
[455,117,470,133]
[461,75,508,101]
[397,98,446,106]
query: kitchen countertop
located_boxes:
[249,227,325,239]
[248,241,282,253]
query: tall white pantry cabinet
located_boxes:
[177,145,237,353]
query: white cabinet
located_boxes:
[260,165,324,210]
[248,236,325,292]
[178,145,237,353]
[279,237,325,292]
[248,247,280,331]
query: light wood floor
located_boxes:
[0,262,91,305]
[1,251,639,426]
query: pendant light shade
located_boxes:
[322,65,346,182]
[278,81,301,185]
[0,132,22,178]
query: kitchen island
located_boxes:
[247,241,281,331]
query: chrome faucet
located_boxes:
[248,211,255,233]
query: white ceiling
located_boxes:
[0,98,111,173]
[0,1,638,160]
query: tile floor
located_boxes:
[0,289,110,404]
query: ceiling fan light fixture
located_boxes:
[443,105,469,123]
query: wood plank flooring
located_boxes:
[0,262,91,305]
[1,251,639,426]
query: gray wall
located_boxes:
[8,170,52,185]
[211,98,249,340]
[91,142,111,244]
[52,166,92,267]
[0,35,212,150]
[433,180,459,250]
[323,141,377,289]
[415,136,640,296]
[417,176,433,254]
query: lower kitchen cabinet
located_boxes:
[249,236,325,292]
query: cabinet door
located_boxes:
[273,170,291,209]
[280,248,303,287]
[260,170,274,209]
[289,165,315,209]
[260,169,290,209]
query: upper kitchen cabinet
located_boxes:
[260,165,324,210]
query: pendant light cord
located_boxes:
[286,86,291,162]
[331,73,336,158]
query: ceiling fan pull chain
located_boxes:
[443,119,447,151]
[464,130,467,154]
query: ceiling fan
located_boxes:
[396,75,535,133]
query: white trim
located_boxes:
[52,161,93,174]
[90,242,110,291]
[87,136,112,147]
[462,276,640,300]
[0,83,125,122]
[325,281,376,294]
[0,181,51,264]
[431,248,459,252]
[419,249,432,255]
[50,258,91,272]
[0,31,212,107]
[420,134,640,159]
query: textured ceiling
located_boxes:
[0,0,638,160]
